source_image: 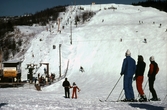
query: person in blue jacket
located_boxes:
[120,49,136,102]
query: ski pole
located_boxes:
[119,79,136,100]
[120,79,135,100]
[105,75,122,101]
[164,94,167,101]
[117,88,124,101]
[146,78,151,100]
[143,79,148,91]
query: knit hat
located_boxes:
[73,82,76,85]
[150,56,154,61]
[125,49,131,56]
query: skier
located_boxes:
[134,55,147,102]
[120,49,136,102]
[144,38,147,43]
[62,78,71,98]
[71,82,80,99]
[148,56,159,101]
[79,66,85,72]
[44,68,47,74]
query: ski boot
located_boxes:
[149,97,160,101]
[139,94,147,102]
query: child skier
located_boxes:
[71,82,80,99]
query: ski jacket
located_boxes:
[148,61,159,76]
[121,56,136,77]
[71,85,80,92]
[135,61,146,77]
[62,80,70,88]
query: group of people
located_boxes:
[121,49,159,102]
[62,78,80,99]
[62,49,160,101]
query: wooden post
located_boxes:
[47,64,49,77]
[0,48,2,70]
[70,21,72,44]
[57,18,60,32]
[59,44,61,77]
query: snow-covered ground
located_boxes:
[0,4,167,110]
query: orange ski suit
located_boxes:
[71,85,80,99]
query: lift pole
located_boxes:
[0,48,2,70]
[70,21,72,45]
[59,44,62,77]
[0,48,3,76]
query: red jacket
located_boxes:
[72,85,80,92]
[148,61,159,76]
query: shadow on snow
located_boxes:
[0,103,8,108]
[129,103,165,110]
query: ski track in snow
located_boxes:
[0,87,166,110]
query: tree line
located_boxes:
[132,0,167,12]
[0,5,66,61]
[0,5,66,39]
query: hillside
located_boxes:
[1,4,167,109]
[16,3,167,99]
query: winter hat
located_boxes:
[150,56,154,61]
[65,78,67,81]
[73,82,76,86]
[125,49,131,56]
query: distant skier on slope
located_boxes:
[79,66,85,72]
[148,56,159,101]
[71,82,80,99]
[133,55,147,102]
[44,68,47,74]
[120,49,136,102]
[62,78,71,98]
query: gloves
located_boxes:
[148,74,156,78]
[120,73,123,76]
[133,76,136,81]
[147,74,150,77]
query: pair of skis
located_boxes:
[99,75,162,102]
[99,99,161,102]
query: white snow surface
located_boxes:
[0,4,167,110]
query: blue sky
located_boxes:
[0,0,143,16]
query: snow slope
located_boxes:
[0,4,167,110]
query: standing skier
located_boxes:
[148,56,159,101]
[71,82,80,99]
[62,78,71,98]
[120,49,136,102]
[134,55,147,102]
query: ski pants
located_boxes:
[136,76,144,95]
[123,76,134,100]
[64,87,70,98]
[149,76,157,99]
[72,90,77,99]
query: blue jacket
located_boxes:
[121,56,136,77]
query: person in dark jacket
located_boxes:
[134,55,147,101]
[148,56,159,101]
[121,49,136,102]
[62,78,71,98]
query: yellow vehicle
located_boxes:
[0,60,22,84]
[3,67,17,77]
